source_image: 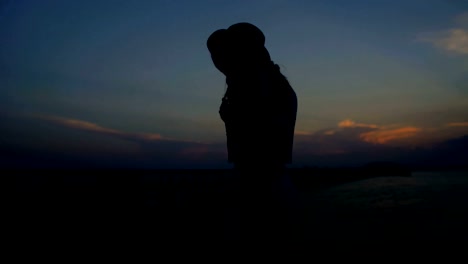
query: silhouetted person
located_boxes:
[207,23,299,240]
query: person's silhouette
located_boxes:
[207,23,299,239]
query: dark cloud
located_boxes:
[2,114,467,169]
[294,126,376,155]
[292,119,468,167]
[0,113,228,169]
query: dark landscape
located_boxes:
[6,166,468,241]
[2,1,468,244]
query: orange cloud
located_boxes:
[179,146,211,157]
[294,130,312,136]
[338,119,378,129]
[295,119,431,146]
[40,115,122,135]
[135,133,163,141]
[446,122,468,127]
[37,115,163,141]
[360,127,421,144]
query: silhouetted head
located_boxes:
[225,22,265,49]
[207,22,271,76]
[207,29,229,75]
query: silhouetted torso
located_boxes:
[220,64,297,168]
[208,22,300,240]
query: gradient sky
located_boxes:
[1,0,468,168]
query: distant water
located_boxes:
[302,171,468,240]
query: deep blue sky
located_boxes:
[1,0,468,168]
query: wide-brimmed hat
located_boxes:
[207,22,265,52]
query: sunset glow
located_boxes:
[1,1,467,168]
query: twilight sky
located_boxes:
[1,0,468,169]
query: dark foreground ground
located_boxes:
[5,168,468,242]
